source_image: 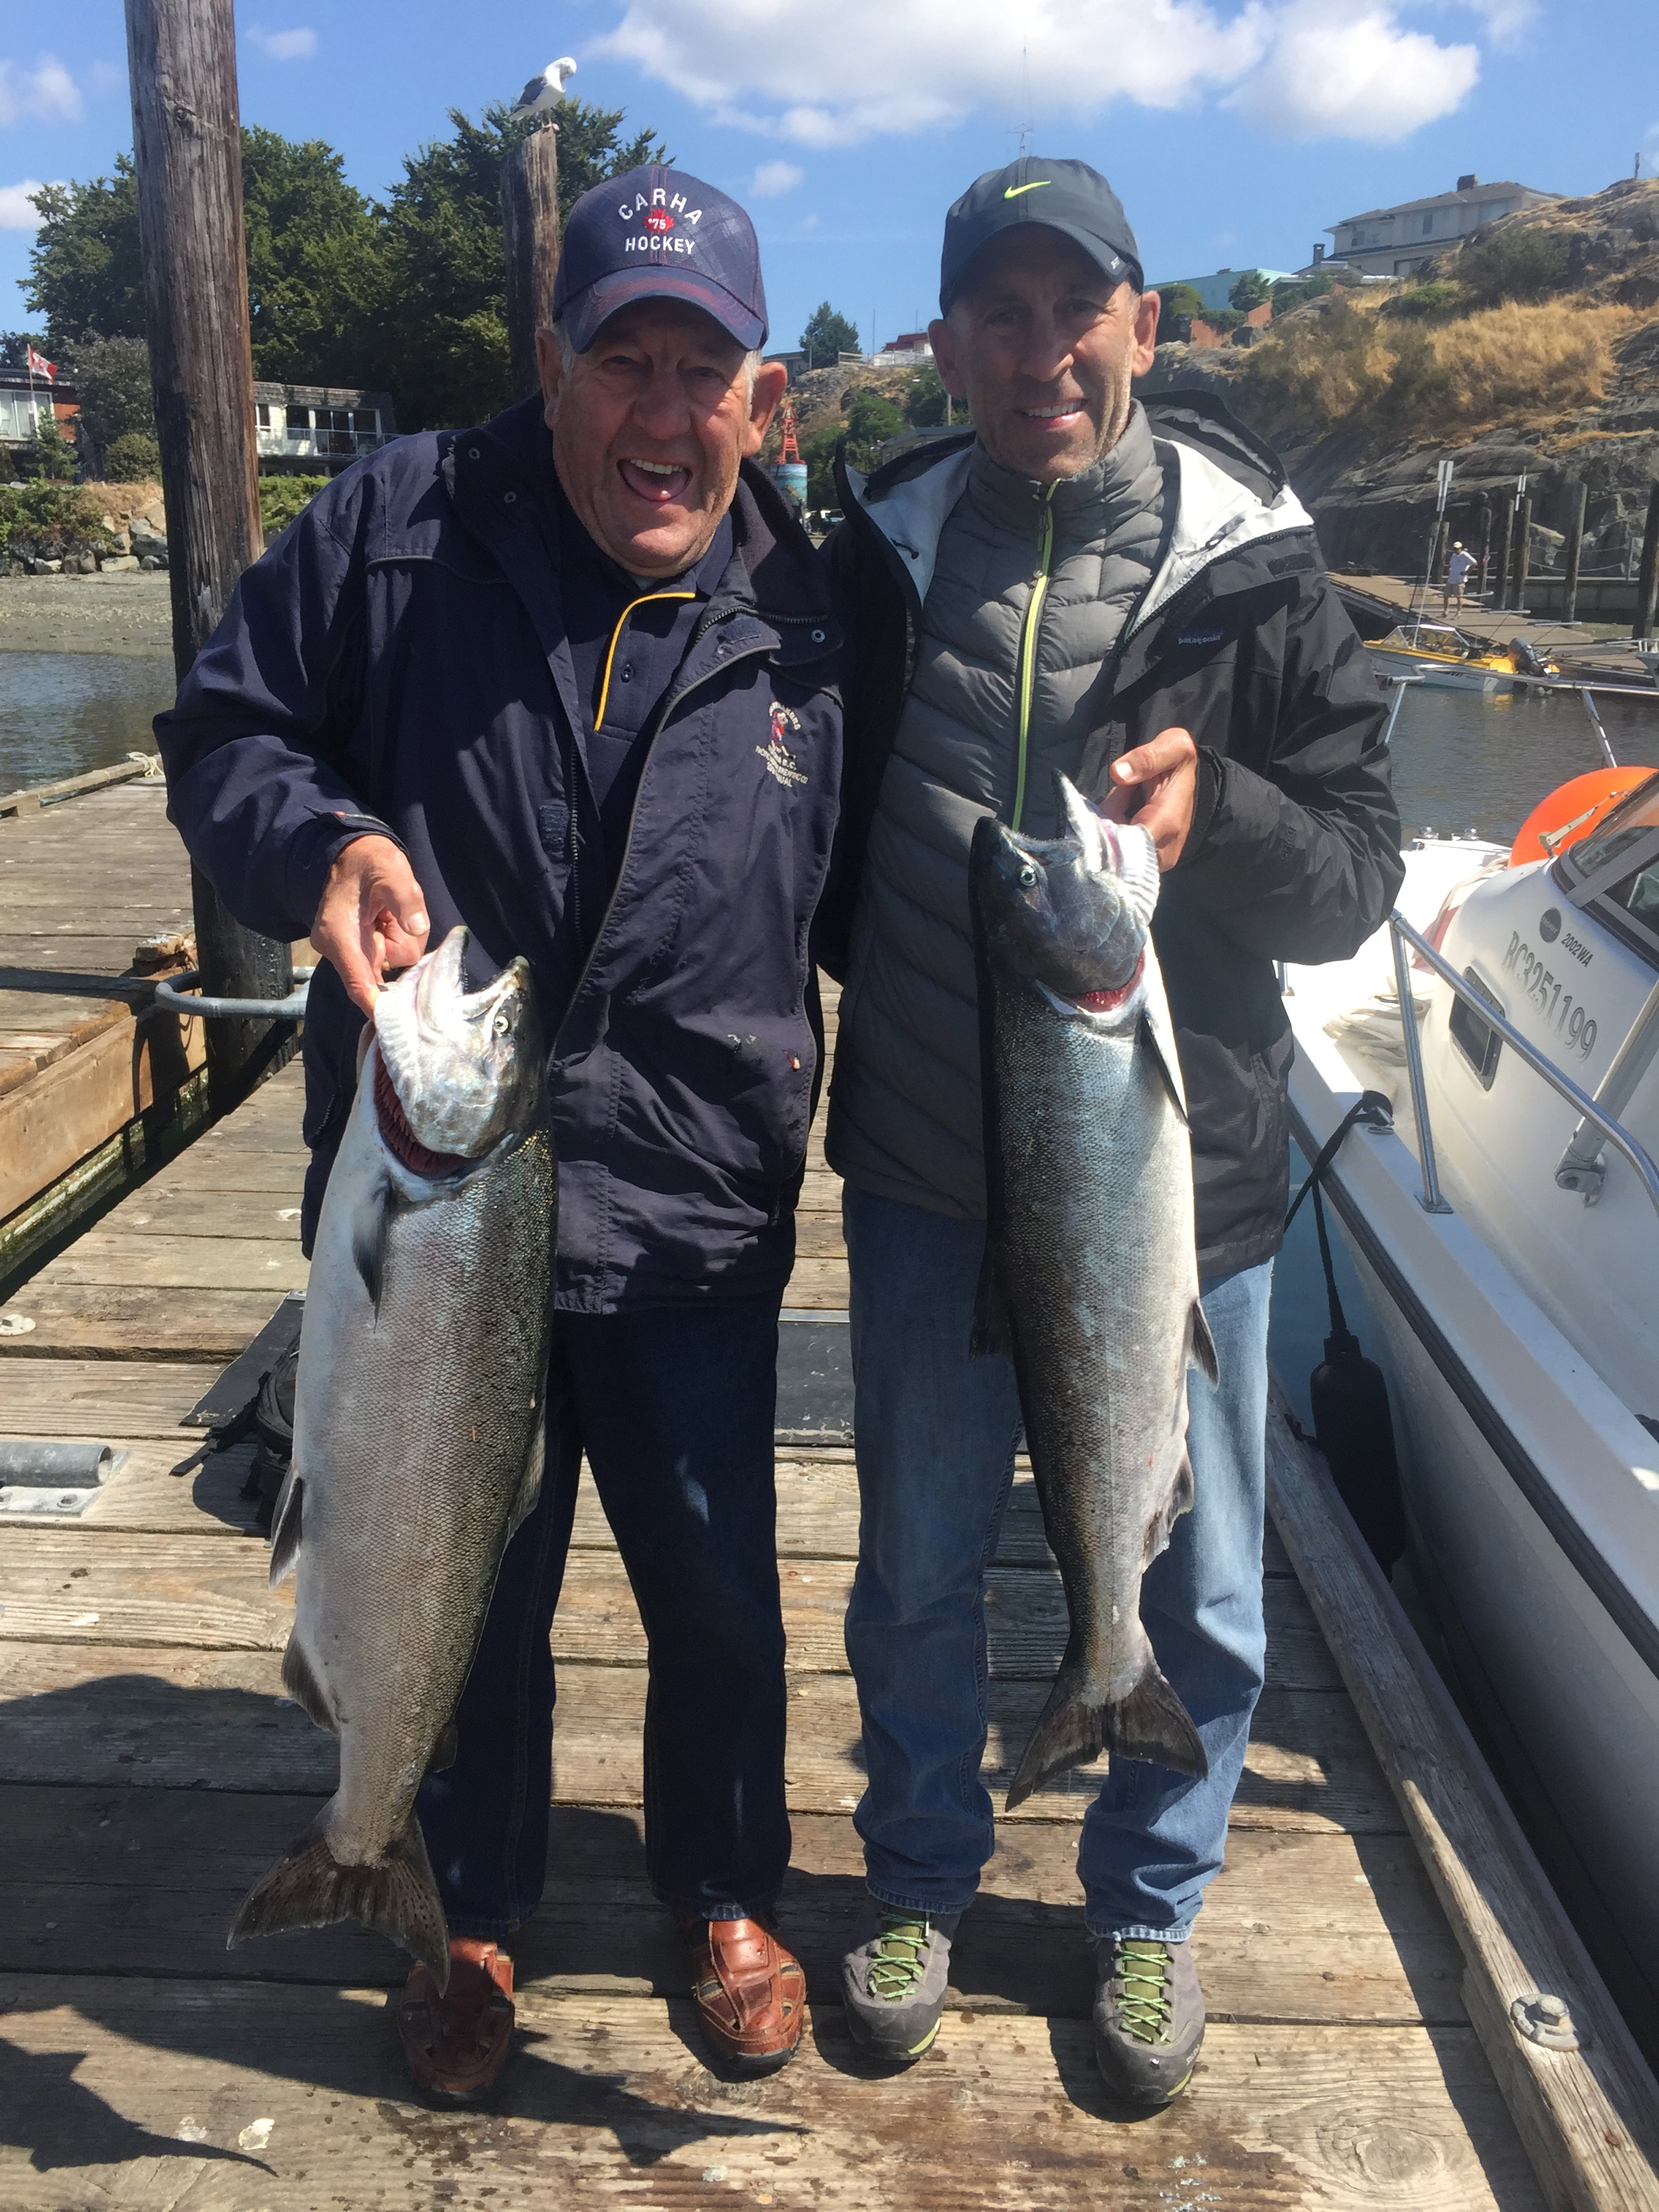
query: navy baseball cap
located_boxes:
[552,163,769,353]
[940,157,1142,314]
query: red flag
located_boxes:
[25,346,57,382]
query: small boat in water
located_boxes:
[1283,751,1659,2026]
[1367,622,1557,693]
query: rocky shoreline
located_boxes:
[0,572,173,657]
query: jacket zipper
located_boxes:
[1012,483,1059,833]
[549,623,778,1059]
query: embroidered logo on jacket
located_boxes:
[758,702,808,789]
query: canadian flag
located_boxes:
[25,346,56,382]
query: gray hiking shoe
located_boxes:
[1092,1937,1205,2106]
[841,1907,960,2064]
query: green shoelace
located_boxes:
[1115,1940,1174,2045]
[867,1911,933,2003]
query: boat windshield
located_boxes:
[1565,772,1659,886]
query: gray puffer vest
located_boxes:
[829,407,1166,1218]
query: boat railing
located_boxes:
[1388,910,1659,1227]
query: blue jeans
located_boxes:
[417,1296,791,1933]
[842,1185,1270,1940]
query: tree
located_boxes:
[800,303,861,369]
[25,163,145,346]
[801,384,905,506]
[1268,268,1340,314]
[1227,268,1273,314]
[22,413,77,480]
[905,360,965,428]
[0,331,52,371]
[1456,225,1569,307]
[1154,283,1205,344]
[365,99,666,429]
[65,334,154,475]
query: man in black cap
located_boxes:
[819,159,1400,2100]
[157,165,840,2094]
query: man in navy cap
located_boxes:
[157,165,840,2094]
[819,160,1399,2099]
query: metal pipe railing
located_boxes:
[1389,910,1659,1229]
[144,966,313,1023]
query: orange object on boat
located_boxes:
[1509,769,1655,866]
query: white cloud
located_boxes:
[1459,0,1538,46]
[0,179,56,230]
[750,159,804,197]
[597,0,1490,148]
[246,25,318,61]
[0,55,83,127]
[1227,3,1480,142]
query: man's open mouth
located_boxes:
[618,457,693,504]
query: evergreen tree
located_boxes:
[800,303,862,369]
[25,163,146,345]
[1227,269,1273,314]
[65,334,155,472]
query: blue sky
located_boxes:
[3,0,1656,361]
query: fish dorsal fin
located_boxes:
[969,1247,1015,1361]
[506,1412,546,1538]
[428,1721,459,1774]
[268,1469,303,1586]
[1189,1300,1219,1387]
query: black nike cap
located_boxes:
[939,157,1143,316]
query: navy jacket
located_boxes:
[157,394,843,1311]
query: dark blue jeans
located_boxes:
[417,1296,791,1934]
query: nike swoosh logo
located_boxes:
[1004,180,1051,199]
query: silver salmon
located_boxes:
[970,778,1215,1807]
[230,928,556,1987]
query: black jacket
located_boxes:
[821,393,1402,1277]
[157,393,842,1311]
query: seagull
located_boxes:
[510,58,577,123]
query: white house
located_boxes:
[1318,176,1557,279]
[253,383,396,475]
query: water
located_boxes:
[0,653,176,790]
[1385,676,1659,844]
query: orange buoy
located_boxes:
[1509,768,1654,867]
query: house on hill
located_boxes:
[253,383,396,476]
[1147,268,1298,313]
[1321,176,1557,278]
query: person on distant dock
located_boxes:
[156,167,838,2099]
[1443,539,1477,613]
[817,157,1401,2104]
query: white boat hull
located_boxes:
[1366,649,1507,693]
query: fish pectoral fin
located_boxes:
[969,1247,1015,1361]
[427,1720,459,1775]
[1137,1007,1189,1125]
[280,1631,337,1734]
[1189,1299,1220,1388]
[351,1174,394,1314]
[268,1469,303,1586]
[506,1415,546,1538]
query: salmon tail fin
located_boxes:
[970,1247,1015,1361]
[1104,1667,1208,1780]
[1005,1662,1208,1809]
[228,1804,451,1990]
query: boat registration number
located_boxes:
[1502,933,1599,1059]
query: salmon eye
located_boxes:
[493,1010,514,1037]
[1018,865,1038,888]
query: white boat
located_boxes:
[1282,776,1659,2025]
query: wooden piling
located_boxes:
[501,125,562,401]
[1562,480,1587,628]
[1494,497,1515,613]
[124,0,293,1111]
[1511,494,1532,617]
[1637,480,1659,642]
[1477,496,1494,600]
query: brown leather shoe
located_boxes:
[677,1914,805,2074]
[396,1938,516,2102]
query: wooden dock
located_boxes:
[0,766,207,1283]
[3,1026,1614,2209]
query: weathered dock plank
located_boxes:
[0,1982,1544,2212]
